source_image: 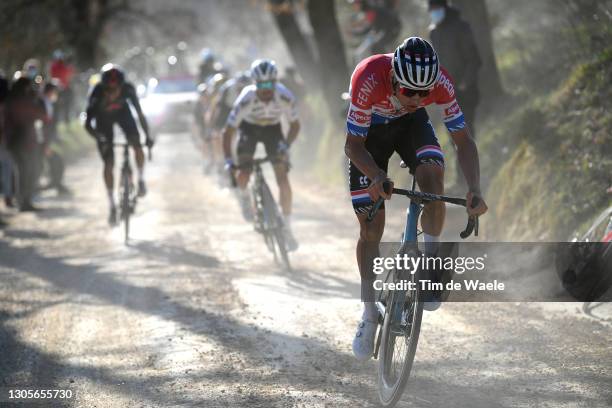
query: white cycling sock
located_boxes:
[362,302,378,321]
[138,166,144,182]
[284,214,291,228]
[107,189,115,208]
[424,233,440,256]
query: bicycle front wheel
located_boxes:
[377,270,423,407]
[122,172,130,244]
[272,226,291,271]
[260,181,291,270]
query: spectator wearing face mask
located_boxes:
[428,0,482,190]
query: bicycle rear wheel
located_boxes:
[377,255,423,407]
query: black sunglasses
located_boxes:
[399,86,431,98]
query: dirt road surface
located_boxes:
[1,132,610,407]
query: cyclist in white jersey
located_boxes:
[222,59,301,250]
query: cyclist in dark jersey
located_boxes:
[345,37,488,360]
[85,64,153,225]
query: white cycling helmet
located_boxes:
[250,59,278,82]
[200,48,214,63]
[393,37,440,90]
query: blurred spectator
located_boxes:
[40,81,69,196]
[0,74,14,218]
[349,0,402,62]
[5,77,46,211]
[23,58,42,81]
[428,0,482,187]
[49,49,76,124]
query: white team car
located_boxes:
[140,75,198,133]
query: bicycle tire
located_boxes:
[377,249,423,407]
[273,226,291,271]
[260,180,290,269]
[122,170,130,244]
[253,185,275,253]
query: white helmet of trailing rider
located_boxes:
[250,59,278,82]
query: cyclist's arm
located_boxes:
[345,134,390,200]
[127,85,149,137]
[222,125,235,160]
[449,127,487,215]
[286,120,300,146]
[84,86,101,138]
[449,127,481,195]
[280,84,300,146]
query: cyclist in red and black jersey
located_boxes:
[345,37,488,360]
[85,64,153,225]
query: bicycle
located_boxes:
[114,143,137,244]
[234,157,291,270]
[367,176,479,407]
[114,143,152,244]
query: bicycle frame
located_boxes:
[375,179,422,320]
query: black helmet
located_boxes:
[101,64,125,88]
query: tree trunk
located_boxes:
[306,0,350,113]
[452,0,504,99]
[268,0,319,86]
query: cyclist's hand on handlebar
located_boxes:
[277,140,290,155]
[224,158,235,172]
[466,191,488,216]
[145,134,154,148]
[96,133,109,145]
[367,171,393,201]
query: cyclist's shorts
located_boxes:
[95,109,141,162]
[349,108,444,215]
[237,122,285,170]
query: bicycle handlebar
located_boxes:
[366,182,479,239]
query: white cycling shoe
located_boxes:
[352,319,378,361]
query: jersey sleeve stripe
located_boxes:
[444,114,466,132]
[347,122,369,137]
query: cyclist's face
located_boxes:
[256,81,275,102]
[393,82,428,112]
[105,84,121,99]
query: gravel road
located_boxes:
[0,132,610,407]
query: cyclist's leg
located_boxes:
[118,111,146,195]
[118,111,144,174]
[351,124,396,297]
[397,109,446,309]
[96,120,116,222]
[96,120,115,195]
[397,108,446,242]
[349,125,395,361]
[264,124,291,216]
[235,123,258,189]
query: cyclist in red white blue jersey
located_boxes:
[344,37,488,360]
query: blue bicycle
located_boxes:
[368,177,478,407]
